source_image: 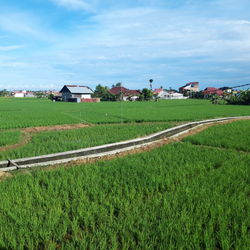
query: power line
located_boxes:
[231,83,250,88]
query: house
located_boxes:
[179,82,199,93]
[219,87,233,93]
[25,91,35,98]
[60,85,99,102]
[202,87,224,97]
[13,90,35,98]
[109,86,141,101]
[13,91,25,98]
[153,88,187,99]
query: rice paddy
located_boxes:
[184,120,250,152]
[0,98,249,249]
[0,123,172,160]
[0,130,21,147]
[0,98,250,129]
[0,142,249,249]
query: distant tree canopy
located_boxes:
[93,84,116,101]
[0,89,9,97]
[48,93,54,100]
[35,92,46,98]
[112,82,122,88]
[188,91,204,99]
[139,88,154,101]
[226,90,250,105]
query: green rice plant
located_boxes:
[183,120,250,151]
[0,123,172,160]
[0,98,250,129]
[0,142,249,249]
[0,130,21,147]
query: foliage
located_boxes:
[93,84,116,101]
[226,90,250,105]
[188,91,204,99]
[139,88,153,101]
[0,123,172,160]
[211,95,227,105]
[0,89,10,97]
[0,142,249,249]
[48,93,54,100]
[112,82,122,87]
[184,120,250,152]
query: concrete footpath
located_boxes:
[0,116,249,172]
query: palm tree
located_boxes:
[149,79,153,90]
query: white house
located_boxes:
[60,85,94,102]
[13,90,26,97]
[154,88,187,100]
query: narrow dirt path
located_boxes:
[0,123,90,152]
[0,121,175,152]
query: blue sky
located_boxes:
[0,0,250,90]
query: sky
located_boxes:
[0,0,250,91]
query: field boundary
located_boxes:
[0,116,249,172]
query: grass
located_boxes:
[0,123,172,160]
[0,98,250,129]
[0,130,21,147]
[184,120,250,152]
[0,142,249,249]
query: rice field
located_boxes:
[0,142,249,249]
[0,98,250,129]
[0,123,172,160]
[0,98,249,249]
[0,130,21,147]
[184,120,250,152]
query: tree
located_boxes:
[226,90,250,105]
[0,89,9,97]
[149,79,153,89]
[48,93,54,100]
[93,84,116,101]
[115,82,122,87]
[140,88,153,101]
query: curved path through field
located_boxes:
[0,116,249,173]
[0,123,91,152]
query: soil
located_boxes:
[0,171,11,181]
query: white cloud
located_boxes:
[1,1,250,89]
[0,12,56,42]
[51,0,93,11]
[0,45,24,51]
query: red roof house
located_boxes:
[179,82,199,93]
[109,87,141,101]
[203,87,224,96]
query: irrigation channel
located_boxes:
[0,116,249,172]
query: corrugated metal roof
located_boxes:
[66,86,93,94]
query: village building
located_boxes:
[219,87,233,93]
[13,90,35,98]
[109,86,141,101]
[179,82,199,93]
[60,85,100,103]
[153,88,187,100]
[25,91,35,98]
[13,90,26,98]
[202,87,224,98]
